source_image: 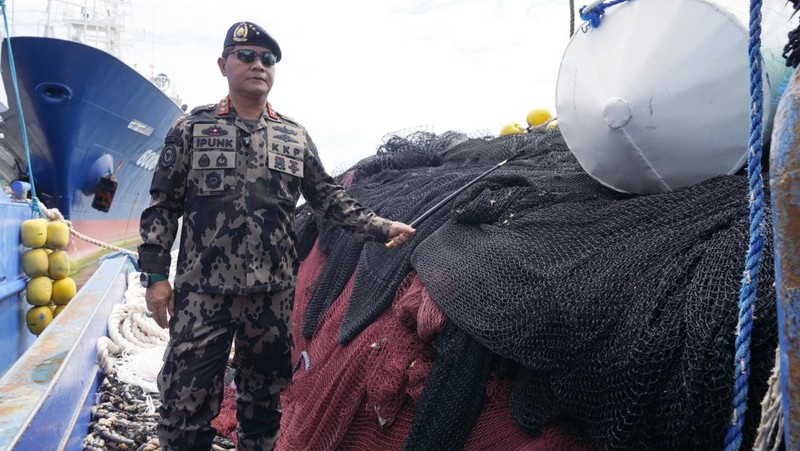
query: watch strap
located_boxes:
[148,273,168,284]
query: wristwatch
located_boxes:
[140,272,168,288]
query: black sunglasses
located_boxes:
[228,49,277,67]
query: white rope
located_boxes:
[115,348,164,393]
[95,250,179,393]
[753,346,783,451]
[106,304,160,354]
[145,393,157,415]
[96,337,120,374]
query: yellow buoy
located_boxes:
[52,277,77,305]
[22,248,49,277]
[26,306,53,335]
[499,122,525,136]
[21,218,48,248]
[26,276,53,306]
[48,250,70,280]
[526,108,553,127]
[46,221,69,249]
[54,305,66,317]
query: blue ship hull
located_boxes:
[0,37,182,379]
[0,36,182,257]
[0,37,183,450]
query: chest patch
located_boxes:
[192,151,235,169]
[267,123,305,158]
[192,124,237,150]
[268,152,304,177]
[204,171,223,191]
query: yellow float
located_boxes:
[52,277,77,305]
[22,248,49,277]
[499,122,525,136]
[20,218,48,248]
[26,276,53,306]
[48,250,70,280]
[526,108,553,128]
[26,306,54,336]
[46,221,69,249]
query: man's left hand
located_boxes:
[387,221,416,247]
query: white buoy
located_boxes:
[555,0,793,194]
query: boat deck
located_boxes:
[0,255,128,451]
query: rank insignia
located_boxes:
[266,102,279,120]
[217,97,231,115]
[216,154,228,167]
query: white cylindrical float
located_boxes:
[555,0,794,194]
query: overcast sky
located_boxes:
[8,0,573,172]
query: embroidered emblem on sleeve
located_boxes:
[160,145,176,167]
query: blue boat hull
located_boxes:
[0,254,129,450]
[0,36,182,378]
[0,198,36,377]
[0,36,182,257]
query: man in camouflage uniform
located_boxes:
[137,21,415,451]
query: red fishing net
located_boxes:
[276,241,586,450]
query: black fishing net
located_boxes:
[784,0,800,67]
[294,129,777,449]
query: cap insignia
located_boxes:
[233,23,248,42]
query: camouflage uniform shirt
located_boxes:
[138,97,391,294]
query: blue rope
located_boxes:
[724,0,767,449]
[0,0,41,216]
[99,251,140,271]
[579,0,630,28]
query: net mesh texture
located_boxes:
[279,129,777,450]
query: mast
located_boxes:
[43,0,54,37]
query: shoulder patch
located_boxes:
[160,144,177,168]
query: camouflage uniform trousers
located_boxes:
[157,287,293,451]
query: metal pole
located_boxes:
[385,153,520,249]
[770,66,800,448]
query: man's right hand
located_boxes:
[145,281,174,329]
